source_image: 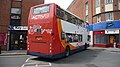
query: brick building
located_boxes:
[68,0,120,48]
[0,0,44,50]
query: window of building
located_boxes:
[13,0,22,1]
[85,15,88,22]
[106,12,113,21]
[105,0,113,4]
[85,2,88,23]
[86,2,88,15]
[11,8,21,14]
[118,0,120,10]
[11,14,21,19]
[97,15,101,23]
[10,19,21,26]
[96,0,100,7]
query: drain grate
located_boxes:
[85,64,98,67]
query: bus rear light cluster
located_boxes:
[50,50,52,53]
[27,45,30,50]
[50,43,52,46]
[50,47,52,49]
[27,48,29,50]
[27,41,29,44]
[49,43,52,53]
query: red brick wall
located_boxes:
[0,0,44,33]
[0,0,11,33]
[21,0,44,26]
[67,0,120,24]
[67,0,85,21]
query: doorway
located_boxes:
[10,31,27,50]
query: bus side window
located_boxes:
[61,32,65,40]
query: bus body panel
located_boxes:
[27,3,89,59]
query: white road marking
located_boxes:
[21,57,31,67]
[25,58,30,62]
[21,64,25,67]
[21,56,52,67]
[35,63,52,67]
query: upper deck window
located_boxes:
[33,5,50,14]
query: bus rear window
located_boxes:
[33,5,50,14]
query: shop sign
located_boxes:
[10,26,28,30]
[105,29,119,34]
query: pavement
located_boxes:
[88,47,120,52]
[0,50,27,56]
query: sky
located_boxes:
[45,0,74,9]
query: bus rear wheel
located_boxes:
[65,46,70,57]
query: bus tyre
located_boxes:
[65,46,70,57]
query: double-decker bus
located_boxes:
[27,3,89,59]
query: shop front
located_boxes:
[92,20,120,48]
[93,30,120,48]
[9,26,28,50]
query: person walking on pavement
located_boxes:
[113,38,117,48]
[0,45,1,54]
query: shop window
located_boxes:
[94,34,109,44]
[117,35,120,44]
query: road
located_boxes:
[0,47,120,67]
[0,55,29,67]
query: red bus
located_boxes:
[27,3,89,59]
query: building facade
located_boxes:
[0,0,44,50]
[68,0,120,48]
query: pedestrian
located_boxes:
[0,45,1,54]
[113,39,117,48]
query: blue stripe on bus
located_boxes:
[27,52,65,59]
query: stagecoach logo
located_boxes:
[32,14,49,20]
[28,24,52,34]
